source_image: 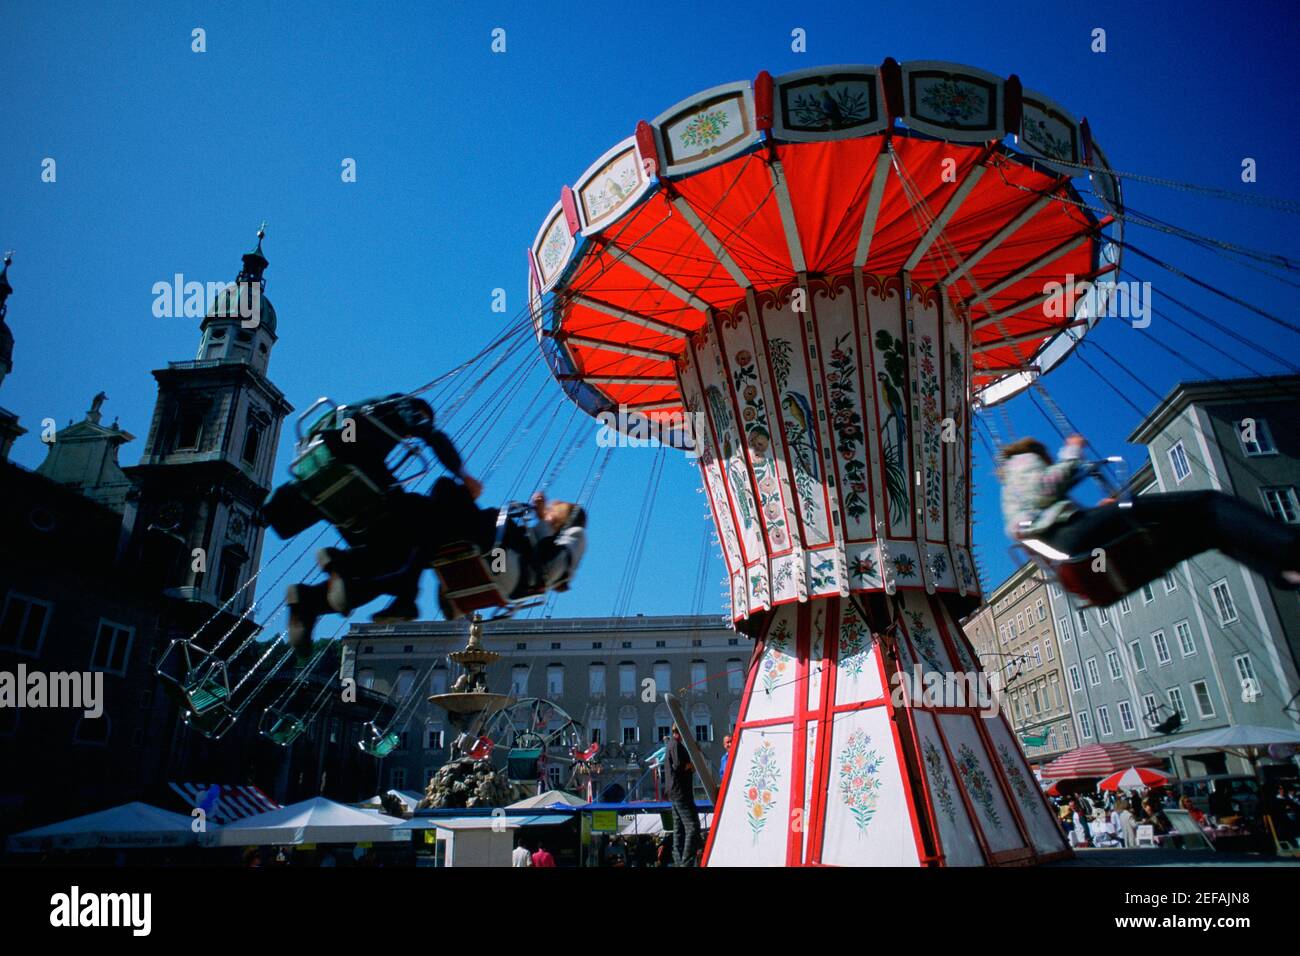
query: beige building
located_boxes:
[341,613,747,799]
[964,561,1076,768]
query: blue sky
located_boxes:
[4,0,1298,621]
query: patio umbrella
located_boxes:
[1042,742,1164,781]
[1098,766,1172,792]
[7,802,200,852]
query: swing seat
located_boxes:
[261,708,308,746]
[182,674,232,717]
[507,746,543,781]
[430,502,547,620]
[358,721,402,758]
[284,397,433,539]
[1019,525,1161,608]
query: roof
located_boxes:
[8,802,198,852]
[506,789,588,809]
[169,782,280,825]
[214,796,408,846]
[205,281,277,335]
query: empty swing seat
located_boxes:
[358,722,402,758]
[263,711,307,746]
[507,747,543,780]
[1020,526,1162,608]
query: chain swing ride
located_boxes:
[151,55,1299,853]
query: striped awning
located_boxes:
[169,783,280,825]
[1040,743,1163,781]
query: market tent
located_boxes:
[7,802,200,852]
[507,789,587,810]
[215,796,408,846]
[1042,742,1164,780]
[618,812,713,836]
[1142,724,1300,762]
[355,789,424,812]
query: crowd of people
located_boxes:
[1051,780,1300,850]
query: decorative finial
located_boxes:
[0,251,12,318]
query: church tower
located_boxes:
[125,228,293,616]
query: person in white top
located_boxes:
[512,841,533,867]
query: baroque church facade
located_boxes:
[0,238,384,837]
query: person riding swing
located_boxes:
[431,487,588,620]
[261,392,483,657]
[999,434,1300,605]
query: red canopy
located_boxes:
[1042,743,1164,781]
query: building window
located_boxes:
[1118,700,1136,733]
[1078,711,1094,740]
[1261,486,1300,524]
[1152,630,1171,666]
[357,669,375,690]
[1058,617,1071,642]
[1098,606,1110,626]
[621,719,639,745]
[426,728,444,749]
[0,591,52,656]
[394,668,415,698]
[216,548,246,603]
[621,641,632,649]
[1191,680,1216,719]
[728,638,739,646]
[240,422,263,467]
[588,664,606,696]
[1097,706,1113,736]
[550,642,561,650]
[1174,620,1196,657]
[1085,658,1101,686]
[546,664,564,697]
[1031,644,1042,668]
[1076,610,1089,634]
[516,642,526,651]
[1163,572,1179,593]
[1168,441,1191,483]
[589,723,604,745]
[1050,673,1062,708]
[1062,727,1072,748]
[1129,640,1147,672]
[429,669,448,695]
[690,660,707,689]
[1167,687,1188,722]
[693,707,712,743]
[73,716,111,746]
[726,659,744,693]
[1044,638,1055,662]
[618,663,636,696]
[90,620,134,676]
[1106,651,1122,680]
[511,665,530,697]
[592,641,603,649]
[1141,693,1159,727]
[1209,580,1238,624]
[1119,596,1131,614]
[655,640,667,648]
[1236,418,1276,456]
[1036,600,1046,621]
[1141,583,1155,604]
[175,409,204,451]
[391,768,407,790]
[1067,666,1082,692]
[653,661,671,694]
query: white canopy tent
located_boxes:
[7,802,200,852]
[507,789,587,810]
[1143,724,1300,766]
[215,797,408,846]
[618,812,713,836]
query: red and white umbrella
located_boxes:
[1097,766,1172,792]
[1042,742,1163,781]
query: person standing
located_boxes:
[665,726,701,866]
[531,842,557,867]
[512,838,533,867]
